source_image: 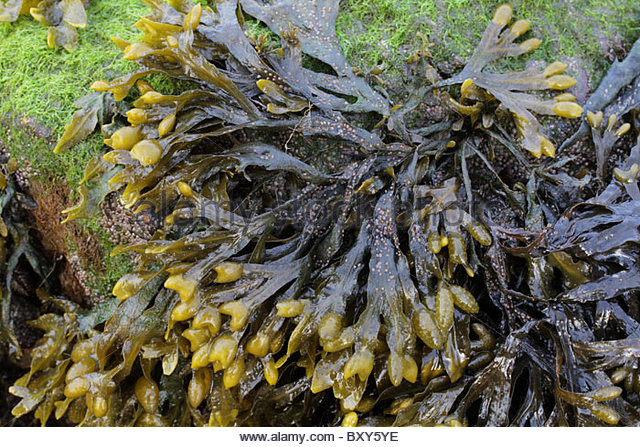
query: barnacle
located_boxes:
[8,0,640,428]
[0,0,87,51]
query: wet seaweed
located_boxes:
[5,1,640,427]
[0,0,88,51]
[560,37,640,152]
